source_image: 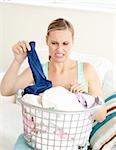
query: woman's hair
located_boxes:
[46,18,74,40]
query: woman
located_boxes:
[1,18,106,122]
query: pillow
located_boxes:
[89,94,116,150]
[102,70,113,98]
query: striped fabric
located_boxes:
[90,94,116,150]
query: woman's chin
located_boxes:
[53,56,65,63]
[54,58,65,63]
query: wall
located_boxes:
[0,4,4,71]
[0,3,115,87]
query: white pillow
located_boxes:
[102,70,113,98]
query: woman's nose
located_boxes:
[56,44,63,52]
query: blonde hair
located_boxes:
[46,18,74,40]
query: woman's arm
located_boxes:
[84,63,102,97]
[0,41,33,96]
[84,63,107,122]
[0,64,33,96]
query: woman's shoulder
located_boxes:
[83,62,99,81]
[76,61,94,71]
[83,62,96,73]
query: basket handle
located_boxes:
[16,89,24,101]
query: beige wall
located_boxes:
[0,3,115,72]
[0,4,4,70]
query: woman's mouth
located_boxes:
[55,53,64,58]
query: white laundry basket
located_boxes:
[18,94,101,150]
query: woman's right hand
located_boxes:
[12,40,31,64]
[70,83,88,93]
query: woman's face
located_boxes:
[46,29,73,63]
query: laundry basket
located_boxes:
[17,93,101,150]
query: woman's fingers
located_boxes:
[17,41,31,52]
[12,40,31,64]
[22,40,31,51]
[70,83,87,93]
[18,41,27,53]
[70,84,78,93]
[12,41,31,55]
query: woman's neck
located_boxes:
[49,59,75,73]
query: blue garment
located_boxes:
[23,41,52,95]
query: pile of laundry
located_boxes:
[22,86,101,111]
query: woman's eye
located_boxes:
[63,42,68,45]
[51,42,56,45]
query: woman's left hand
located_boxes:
[70,83,88,93]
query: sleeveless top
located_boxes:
[42,61,87,86]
